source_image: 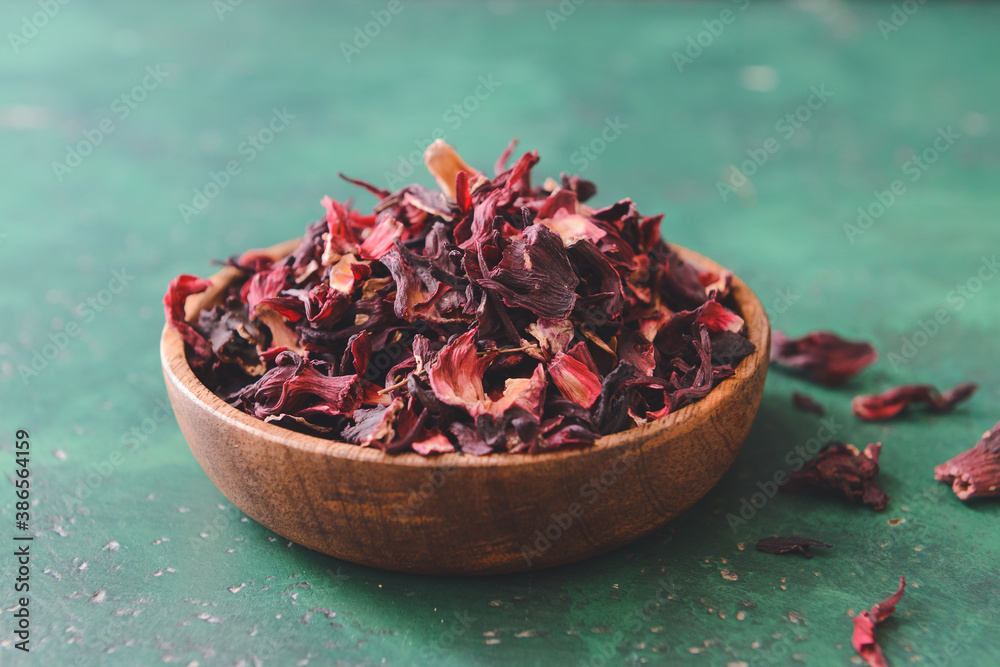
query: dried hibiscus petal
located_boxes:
[784,442,888,510]
[164,275,214,369]
[934,420,1000,500]
[852,382,977,421]
[792,391,825,417]
[756,536,832,558]
[232,351,364,420]
[549,342,602,408]
[771,330,878,385]
[852,576,906,667]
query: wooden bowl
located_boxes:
[161,240,770,575]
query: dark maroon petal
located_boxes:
[593,361,641,434]
[567,238,624,321]
[660,248,712,309]
[541,424,597,450]
[338,172,390,200]
[621,376,673,422]
[756,536,832,558]
[233,351,363,420]
[771,330,878,385]
[852,382,978,421]
[471,224,579,320]
[784,442,887,510]
[792,392,825,417]
[710,330,756,369]
[450,421,494,456]
[618,332,657,377]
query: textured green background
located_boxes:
[1,1,998,665]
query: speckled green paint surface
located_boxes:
[1,1,998,665]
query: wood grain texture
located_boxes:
[161,240,770,575]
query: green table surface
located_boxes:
[2,1,998,665]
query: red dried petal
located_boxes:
[426,329,493,418]
[695,300,744,334]
[163,275,214,367]
[934,420,1000,500]
[771,330,878,385]
[852,382,978,421]
[358,216,403,261]
[549,348,602,409]
[852,576,906,667]
[321,195,357,255]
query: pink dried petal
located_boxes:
[358,216,403,261]
[485,363,547,419]
[412,430,456,456]
[524,318,575,360]
[538,210,607,247]
[934,421,1000,500]
[245,264,291,315]
[852,576,906,667]
[695,300,744,334]
[549,350,602,409]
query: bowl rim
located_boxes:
[162,240,770,470]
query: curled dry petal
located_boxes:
[234,351,363,421]
[549,347,602,408]
[934,420,1000,500]
[358,216,404,260]
[425,329,547,420]
[164,275,214,368]
[473,224,580,320]
[784,442,888,510]
[852,382,978,421]
[852,576,906,667]
[771,330,878,385]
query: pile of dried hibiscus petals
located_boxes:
[164,140,756,455]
